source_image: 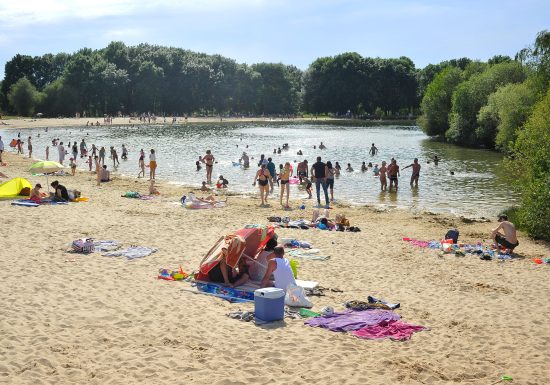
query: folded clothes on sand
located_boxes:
[103,246,157,260]
[93,240,120,252]
[351,320,426,341]
[305,309,400,332]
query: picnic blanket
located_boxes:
[193,282,254,303]
[305,309,400,332]
[103,246,157,260]
[351,320,426,341]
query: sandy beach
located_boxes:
[1,147,549,385]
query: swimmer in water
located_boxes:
[403,158,421,188]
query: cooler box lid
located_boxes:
[254,287,285,299]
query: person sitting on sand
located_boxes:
[50,181,69,202]
[208,255,250,288]
[491,214,519,251]
[149,180,160,195]
[260,246,296,291]
[247,236,278,281]
[100,165,111,182]
[30,184,42,203]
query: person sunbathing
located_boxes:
[188,192,227,205]
[208,257,250,288]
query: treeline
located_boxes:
[0,42,432,118]
[418,30,550,240]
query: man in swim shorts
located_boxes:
[491,214,519,251]
[403,158,421,187]
[387,159,400,192]
[297,159,308,183]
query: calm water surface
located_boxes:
[1,122,518,217]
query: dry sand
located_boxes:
[0,148,549,385]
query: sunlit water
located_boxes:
[1,122,518,217]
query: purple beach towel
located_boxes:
[351,320,426,341]
[305,309,400,332]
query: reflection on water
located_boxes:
[1,123,518,217]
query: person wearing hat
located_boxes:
[30,184,42,203]
[491,214,519,251]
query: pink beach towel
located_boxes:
[351,320,426,341]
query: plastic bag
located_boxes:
[285,283,312,308]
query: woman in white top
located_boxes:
[260,246,296,291]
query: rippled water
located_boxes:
[1,122,518,217]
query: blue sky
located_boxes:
[0,0,548,77]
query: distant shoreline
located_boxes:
[0,116,417,130]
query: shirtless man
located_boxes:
[491,214,519,251]
[240,152,250,168]
[378,161,387,191]
[369,143,378,156]
[201,150,215,184]
[403,158,421,187]
[297,159,308,183]
[387,159,400,192]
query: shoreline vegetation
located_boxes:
[1,150,550,384]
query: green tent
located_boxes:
[0,177,32,198]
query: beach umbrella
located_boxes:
[29,160,65,192]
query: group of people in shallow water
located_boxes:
[196,142,439,208]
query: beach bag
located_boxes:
[72,238,95,253]
[445,229,459,244]
[285,283,312,308]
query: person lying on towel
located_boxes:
[260,246,296,291]
[208,257,250,288]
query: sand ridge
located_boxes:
[0,151,549,385]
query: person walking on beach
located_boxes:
[149,149,157,180]
[403,158,421,187]
[279,162,292,208]
[369,143,378,156]
[138,149,145,178]
[27,136,33,158]
[326,161,335,202]
[58,142,65,164]
[379,161,388,191]
[311,156,330,208]
[387,159,400,192]
[201,150,215,184]
[267,157,277,192]
[297,159,308,183]
[110,146,120,168]
[98,146,105,166]
[253,164,272,206]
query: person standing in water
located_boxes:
[201,150,215,184]
[27,136,33,158]
[149,149,157,180]
[326,161,335,202]
[279,162,292,208]
[379,161,388,191]
[403,158,421,187]
[311,156,330,208]
[387,159,400,192]
[240,152,250,168]
[369,143,378,156]
[98,146,105,166]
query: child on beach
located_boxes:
[88,156,93,172]
[70,158,77,176]
[373,164,379,176]
[149,180,160,195]
[303,176,313,199]
[361,162,367,172]
[201,181,210,192]
[260,246,296,291]
[196,160,202,171]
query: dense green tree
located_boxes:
[507,88,550,239]
[446,61,526,146]
[7,77,41,116]
[418,67,463,136]
[477,81,537,150]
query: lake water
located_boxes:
[1,122,518,217]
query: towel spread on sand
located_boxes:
[287,249,330,261]
[103,246,157,260]
[93,240,120,252]
[305,309,400,332]
[351,320,426,341]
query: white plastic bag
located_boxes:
[285,283,313,308]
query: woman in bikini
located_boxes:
[379,161,388,191]
[253,164,272,206]
[279,162,292,208]
[201,150,215,184]
[138,149,145,178]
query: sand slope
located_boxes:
[0,151,549,385]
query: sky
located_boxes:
[0,0,548,77]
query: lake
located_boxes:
[1,122,518,217]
